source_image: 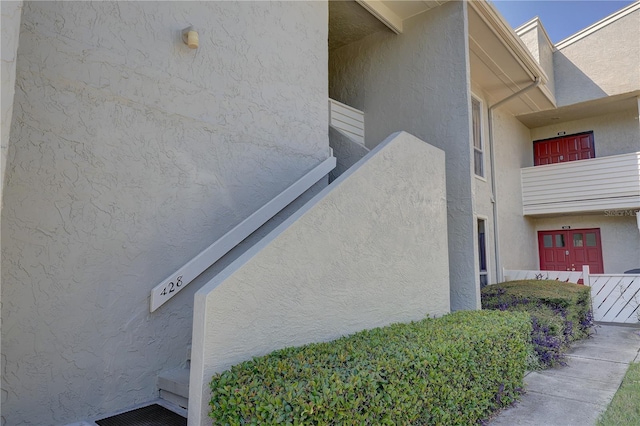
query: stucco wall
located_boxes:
[517,22,556,101]
[530,107,640,157]
[190,131,450,425]
[1,2,328,424]
[537,28,556,102]
[554,9,640,106]
[469,85,496,285]
[469,85,538,281]
[518,27,539,62]
[493,109,538,272]
[533,215,640,274]
[329,1,477,310]
[0,0,22,205]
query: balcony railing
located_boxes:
[521,151,640,216]
[329,99,364,146]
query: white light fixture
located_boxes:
[182,26,199,49]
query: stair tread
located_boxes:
[158,368,190,398]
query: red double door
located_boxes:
[533,132,595,165]
[538,229,604,274]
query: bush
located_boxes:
[481,280,593,369]
[209,310,530,425]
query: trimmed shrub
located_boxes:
[209,310,530,425]
[481,280,593,369]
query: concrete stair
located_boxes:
[158,345,191,410]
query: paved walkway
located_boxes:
[490,323,640,426]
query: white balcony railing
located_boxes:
[329,99,364,146]
[521,151,640,216]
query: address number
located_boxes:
[160,275,183,296]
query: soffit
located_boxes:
[329,0,389,52]
[517,91,640,128]
[378,1,448,21]
[468,3,556,115]
[329,0,448,52]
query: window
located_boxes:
[472,97,484,177]
[573,233,583,247]
[477,219,488,288]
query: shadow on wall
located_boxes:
[554,52,609,106]
[328,127,370,182]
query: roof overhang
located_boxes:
[468,0,556,114]
[355,0,448,33]
[516,90,640,128]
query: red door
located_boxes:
[534,132,595,165]
[538,229,604,274]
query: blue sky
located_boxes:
[492,1,636,43]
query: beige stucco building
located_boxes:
[1,1,639,424]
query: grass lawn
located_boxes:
[597,362,640,425]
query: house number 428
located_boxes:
[160,276,183,296]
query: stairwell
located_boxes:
[157,345,191,409]
[151,156,337,419]
[149,99,365,421]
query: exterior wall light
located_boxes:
[182,26,199,49]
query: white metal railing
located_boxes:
[521,151,640,216]
[503,266,640,324]
[150,156,336,312]
[329,99,364,146]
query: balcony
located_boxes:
[521,151,640,216]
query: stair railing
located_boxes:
[150,155,336,311]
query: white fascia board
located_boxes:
[356,0,403,34]
[470,0,549,86]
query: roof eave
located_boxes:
[469,0,551,92]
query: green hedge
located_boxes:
[209,310,531,425]
[481,280,593,368]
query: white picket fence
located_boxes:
[503,266,640,324]
[503,268,584,283]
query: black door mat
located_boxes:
[95,404,187,426]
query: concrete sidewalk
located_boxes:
[490,323,640,426]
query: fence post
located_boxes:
[582,265,590,287]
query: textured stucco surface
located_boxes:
[530,107,640,157]
[468,86,538,282]
[533,215,640,274]
[554,10,640,106]
[328,0,388,52]
[537,28,555,102]
[469,86,496,285]
[190,132,450,425]
[518,23,556,103]
[329,1,477,310]
[518,28,539,63]
[1,2,328,424]
[0,0,22,204]
[493,108,538,272]
[328,126,370,181]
